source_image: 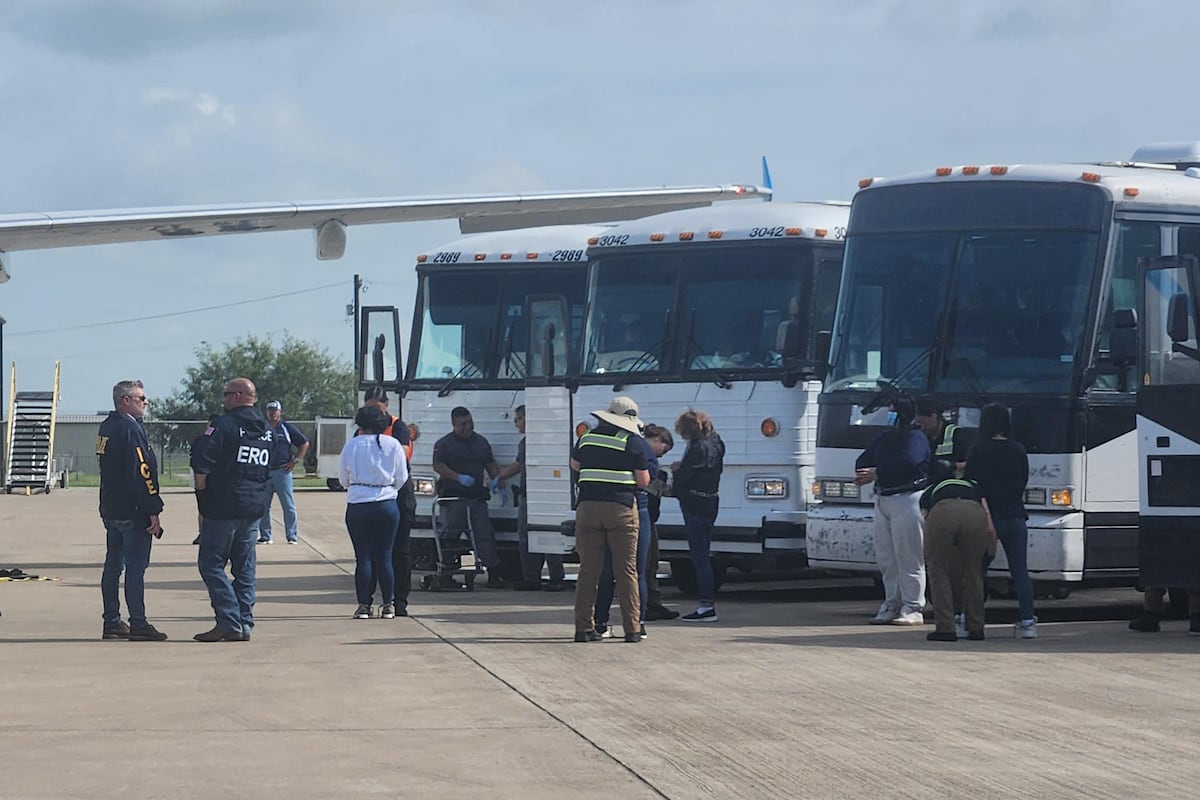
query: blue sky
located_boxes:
[2,0,1198,414]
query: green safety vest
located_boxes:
[577,430,636,486]
[935,423,957,457]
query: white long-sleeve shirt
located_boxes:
[339,432,409,504]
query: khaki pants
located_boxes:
[924,499,990,635]
[574,500,640,635]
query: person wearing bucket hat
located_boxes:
[571,396,650,643]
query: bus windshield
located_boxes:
[411,268,586,382]
[828,184,1104,395]
[584,241,832,375]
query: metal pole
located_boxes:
[352,274,362,374]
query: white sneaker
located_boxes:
[596,625,614,639]
[891,609,925,626]
[870,604,899,625]
[353,604,373,619]
[954,613,968,639]
[1015,618,1038,639]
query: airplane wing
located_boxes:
[0,183,769,282]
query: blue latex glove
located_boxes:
[488,476,501,493]
[457,473,476,488]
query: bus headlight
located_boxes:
[817,479,861,500]
[415,477,436,496]
[1024,488,1046,505]
[746,477,787,498]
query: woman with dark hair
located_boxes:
[672,409,725,622]
[339,405,409,620]
[964,401,1035,638]
[854,395,931,626]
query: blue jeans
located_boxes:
[198,517,258,635]
[346,500,400,606]
[683,506,718,604]
[596,504,651,627]
[259,469,298,542]
[101,518,154,628]
[995,516,1035,621]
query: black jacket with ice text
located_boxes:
[97,412,164,520]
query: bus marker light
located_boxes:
[1050,488,1073,506]
[990,166,1009,175]
[935,167,952,177]
[526,252,538,260]
[587,237,599,245]
[500,253,512,260]
[963,166,980,175]
[679,231,695,241]
[859,178,874,188]
[815,228,828,238]
[1124,187,1140,197]
[760,418,780,437]
[474,253,486,261]
[1081,172,1101,183]
[416,254,428,263]
[785,227,803,236]
[707,230,723,239]
[650,233,665,242]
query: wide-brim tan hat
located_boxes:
[591,395,643,435]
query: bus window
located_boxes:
[1091,222,1159,392]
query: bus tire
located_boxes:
[668,558,726,597]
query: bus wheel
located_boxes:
[667,559,726,597]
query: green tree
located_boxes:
[155,334,357,420]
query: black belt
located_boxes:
[688,489,719,499]
[878,485,922,497]
[351,482,390,488]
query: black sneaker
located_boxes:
[644,605,680,621]
[102,621,131,640]
[926,631,957,642]
[682,607,718,623]
[624,631,643,643]
[128,624,168,642]
[1129,612,1162,633]
[193,626,245,642]
[967,630,986,641]
[574,630,603,643]
[543,581,565,593]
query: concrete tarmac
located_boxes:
[2,487,1199,799]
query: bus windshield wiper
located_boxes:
[614,309,673,391]
[437,327,493,398]
[676,309,732,390]
[936,303,988,406]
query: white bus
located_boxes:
[524,201,850,592]
[396,225,609,577]
[1135,253,1200,593]
[807,142,1200,595]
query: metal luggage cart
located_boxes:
[417,496,483,592]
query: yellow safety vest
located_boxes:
[935,423,957,458]
[577,430,636,486]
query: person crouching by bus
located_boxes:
[920,477,995,642]
[340,405,409,620]
[854,396,931,626]
[672,409,725,623]
[572,397,650,643]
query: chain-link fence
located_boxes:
[50,418,321,487]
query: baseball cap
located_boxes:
[267,400,282,410]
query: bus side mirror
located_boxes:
[1168,293,1191,344]
[541,322,557,378]
[1110,308,1137,365]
